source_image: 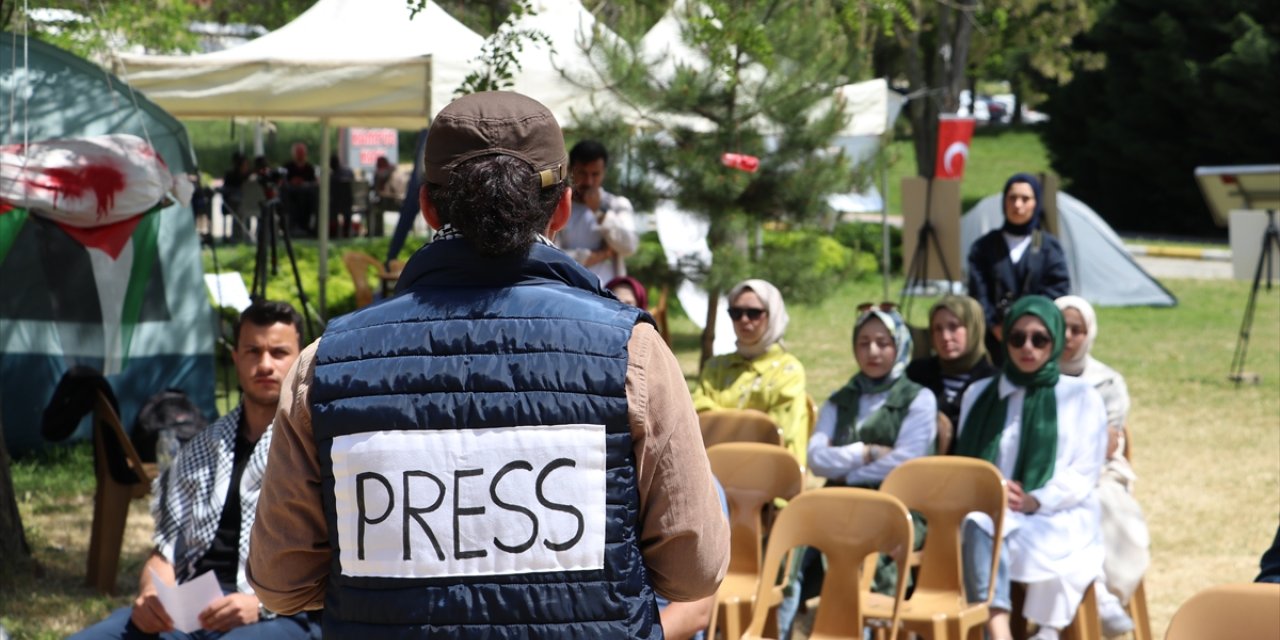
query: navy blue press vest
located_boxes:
[310,240,661,638]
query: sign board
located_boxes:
[1229,210,1280,281]
[340,128,398,177]
[901,177,963,281]
[1194,165,1280,227]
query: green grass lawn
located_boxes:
[5,273,1275,638]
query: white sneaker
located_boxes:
[1099,597,1136,638]
[1028,628,1060,640]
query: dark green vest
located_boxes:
[829,376,925,452]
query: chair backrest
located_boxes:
[343,251,390,308]
[743,488,914,640]
[707,443,804,579]
[879,457,1006,596]
[93,390,150,486]
[935,411,954,455]
[1164,583,1280,640]
[700,409,783,448]
[806,394,819,438]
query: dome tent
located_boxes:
[961,191,1177,307]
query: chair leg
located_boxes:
[86,474,133,595]
[1126,580,1152,640]
[1061,582,1102,640]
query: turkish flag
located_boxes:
[935,116,976,179]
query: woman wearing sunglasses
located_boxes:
[955,295,1108,640]
[778,304,937,638]
[967,173,1071,363]
[905,294,998,452]
[691,279,809,465]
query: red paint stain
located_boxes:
[23,163,127,218]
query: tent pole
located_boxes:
[880,156,890,301]
[318,118,331,319]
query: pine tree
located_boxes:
[587,0,861,364]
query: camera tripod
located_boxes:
[899,179,959,320]
[1229,207,1280,384]
[250,198,318,343]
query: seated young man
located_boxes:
[72,301,319,640]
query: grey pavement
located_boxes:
[1133,255,1233,280]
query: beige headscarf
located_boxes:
[728,279,789,359]
[929,295,989,375]
[1054,295,1098,377]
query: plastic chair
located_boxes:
[806,394,819,438]
[741,488,914,640]
[706,443,805,640]
[700,409,784,449]
[861,457,1006,640]
[86,389,155,594]
[343,251,401,308]
[1164,583,1280,640]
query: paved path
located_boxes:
[1134,255,1233,280]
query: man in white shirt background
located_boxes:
[556,140,639,284]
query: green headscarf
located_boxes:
[930,295,989,375]
[955,295,1063,491]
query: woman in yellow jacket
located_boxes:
[692,279,809,466]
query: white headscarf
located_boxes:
[728,279,789,359]
[1054,295,1098,376]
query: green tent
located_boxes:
[1,33,215,454]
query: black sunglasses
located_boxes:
[727,307,767,321]
[1009,330,1052,349]
[857,301,899,314]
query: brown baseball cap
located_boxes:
[424,91,567,189]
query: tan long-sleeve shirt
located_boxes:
[247,322,729,615]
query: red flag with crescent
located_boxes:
[935,116,975,179]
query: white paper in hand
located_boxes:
[149,569,223,633]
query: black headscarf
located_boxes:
[1001,173,1044,236]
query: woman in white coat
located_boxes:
[955,295,1108,640]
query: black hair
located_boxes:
[428,155,567,256]
[234,300,304,348]
[569,140,608,168]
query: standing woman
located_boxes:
[967,173,1071,360]
[906,294,998,450]
[692,279,809,465]
[956,296,1108,640]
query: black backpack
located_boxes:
[131,389,208,463]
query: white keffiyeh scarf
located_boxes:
[151,403,273,594]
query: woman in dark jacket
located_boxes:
[906,294,997,451]
[967,173,1071,361]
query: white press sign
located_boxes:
[331,424,608,579]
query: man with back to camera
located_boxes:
[555,139,640,285]
[71,301,319,640]
[246,91,729,638]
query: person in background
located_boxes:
[221,152,251,243]
[370,155,400,238]
[71,301,317,640]
[967,173,1070,362]
[778,303,937,639]
[956,296,1107,640]
[906,294,997,450]
[282,142,318,236]
[328,154,355,239]
[555,140,639,284]
[246,91,727,638]
[692,279,809,466]
[605,275,648,311]
[1055,295,1146,638]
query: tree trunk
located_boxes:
[699,289,720,373]
[0,433,31,568]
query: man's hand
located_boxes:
[130,587,174,634]
[199,592,261,632]
[583,246,615,267]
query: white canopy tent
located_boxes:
[504,0,623,127]
[112,0,485,315]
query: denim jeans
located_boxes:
[68,603,320,640]
[962,518,1011,611]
